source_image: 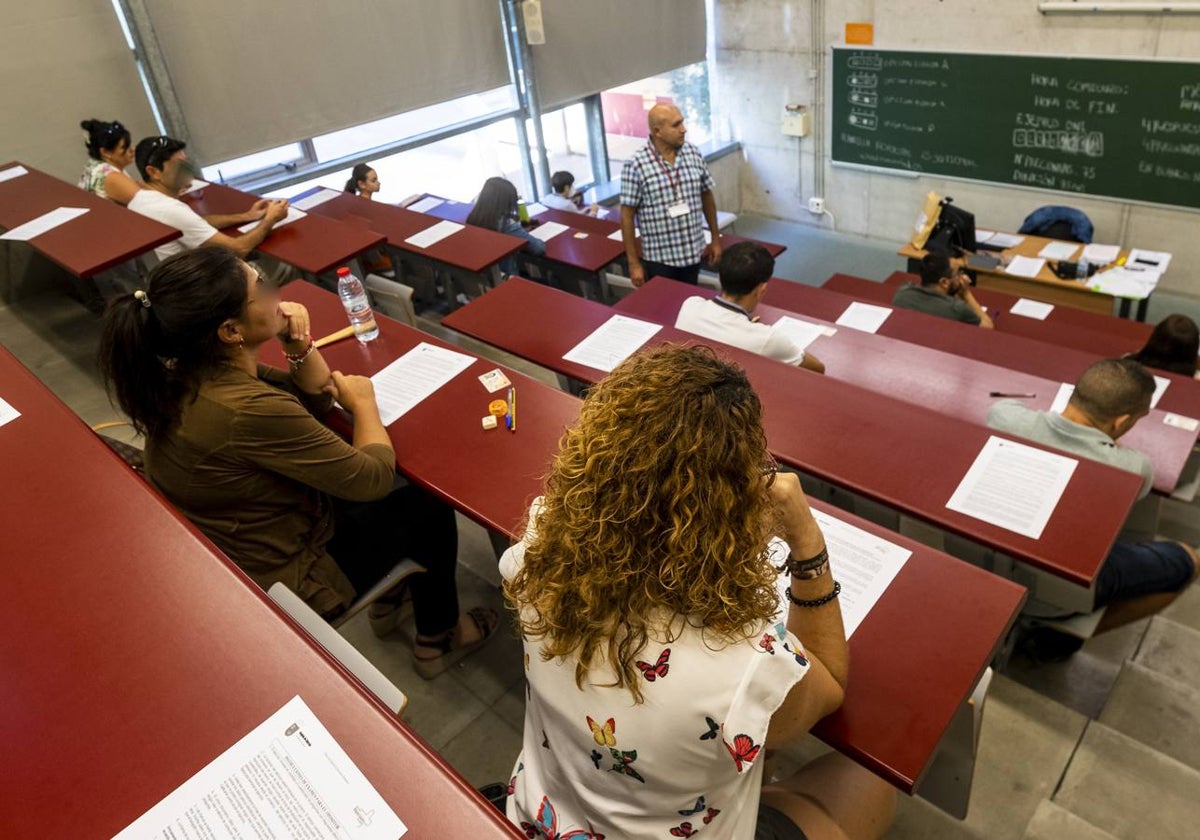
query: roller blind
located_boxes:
[531,0,707,111]
[142,0,512,163]
[1,0,158,181]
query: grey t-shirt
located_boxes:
[986,399,1155,499]
[892,283,981,325]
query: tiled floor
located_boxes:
[5,215,1199,837]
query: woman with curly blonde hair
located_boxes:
[501,345,895,840]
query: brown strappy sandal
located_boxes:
[413,606,499,680]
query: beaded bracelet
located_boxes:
[786,581,841,608]
[284,339,315,366]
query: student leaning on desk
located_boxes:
[126,135,289,263]
[891,250,993,328]
[97,247,498,678]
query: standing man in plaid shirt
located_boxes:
[620,103,723,286]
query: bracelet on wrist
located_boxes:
[283,338,315,366]
[786,581,841,608]
[783,547,829,578]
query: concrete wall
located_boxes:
[2,0,158,182]
[712,0,1200,298]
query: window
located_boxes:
[531,103,594,195]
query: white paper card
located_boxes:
[404,220,463,249]
[0,165,29,183]
[1005,256,1046,278]
[811,509,912,638]
[946,436,1079,540]
[1127,248,1172,273]
[1088,267,1159,299]
[1050,382,1074,414]
[369,342,475,425]
[530,221,569,242]
[291,188,341,211]
[113,696,406,840]
[1165,413,1200,432]
[986,232,1025,248]
[1081,243,1120,264]
[1009,298,1055,320]
[1038,241,1079,261]
[835,301,892,333]
[562,315,662,372]
[1152,375,1170,409]
[406,196,445,214]
[0,207,89,241]
[478,368,511,393]
[526,202,548,217]
[238,206,306,233]
[0,397,20,428]
[771,316,830,352]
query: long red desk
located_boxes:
[0,344,523,838]
[273,283,1026,800]
[618,279,1194,495]
[442,279,1142,588]
[834,272,1153,361]
[181,182,385,276]
[0,161,179,278]
[764,275,1200,425]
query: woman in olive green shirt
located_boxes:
[99,246,495,678]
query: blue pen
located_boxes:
[506,387,514,431]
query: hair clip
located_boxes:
[134,290,152,308]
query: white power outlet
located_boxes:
[808,197,825,215]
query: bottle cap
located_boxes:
[337,267,350,277]
[488,399,509,416]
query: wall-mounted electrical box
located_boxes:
[782,104,810,137]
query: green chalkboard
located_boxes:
[831,47,1200,211]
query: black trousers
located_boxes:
[642,259,701,285]
[328,483,460,637]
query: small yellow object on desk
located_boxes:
[482,415,499,430]
[313,325,357,349]
[488,399,509,417]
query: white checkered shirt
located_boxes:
[620,141,716,267]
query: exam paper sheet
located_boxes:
[113,696,406,840]
[291,188,342,211]
[0,396,20,429]
[0,207,89,241]
[1038,241,1079,261]
[835,302,892,333]
[406,196,444,214]
[1127,248,1172,274]
[238,206,306,233]
[812,509,911,637]
[1081,243,1120,264]
[771,316,834,351]
[1089,267,1159,299]
[0,164,28,183]
[404,220,463,249]
[368,342,475,425]
[526,202,548,217]
[562,315,662,372]
[1009,298,1055,320]
[1004,256,1046,278]
[530,220,569,242]
[946,436,1078,539]
[985,232,1025,249]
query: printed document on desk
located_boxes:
[1127,248,1172,274]
[0,164,28,184]
[1081,243,1120,264]
[530,221,569,242]
[947,436,1078,540]
[113,695,406,840]
[811,509,911,638]
[1038,241,1079,261]
[407,196,445,214]
[369,342,476,425]
[291,188,342,211]
[1009,298,1054,320]
[835,301,892,333]
[562,315,662,372]
[0,396,20,429]
[238,206,306,233]
[772,316,834,351]
[1088,267,1159,299]
[405,220,463,249]
[1004,256,1046,278]
[982,232,1025,249]
[0,207,89,241]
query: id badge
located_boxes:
[667,202,690,218]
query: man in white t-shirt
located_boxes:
[128,136,289,262]
[675,242,825,373]
[541,170,600,216]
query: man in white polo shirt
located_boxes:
[128,135,289,262]
[674,242,825,373]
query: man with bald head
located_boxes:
[620,103,722,286]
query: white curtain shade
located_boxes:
[531,0,707,111]
[143,0,512,163]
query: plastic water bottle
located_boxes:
[1075,260,1090,280]
[336,267,379,343]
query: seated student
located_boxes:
[78,119,141,204]
[344,163,381,200]
[1127,314,1200,379]
[892,251,993,328]
[541,170,600,216]
[98,247,498,677]
[127,136,289,262]
[675,242,825,373]
[988,358,1197,648]
[501,344,895,840]
[465,177,545,274]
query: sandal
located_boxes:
[412,606,499,680]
